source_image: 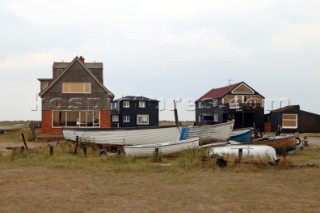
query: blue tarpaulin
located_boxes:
[180,127,190,140]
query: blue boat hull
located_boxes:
[230,128,252,142]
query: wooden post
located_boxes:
[30,121,36,141]
[49,145,54,156]
[173,100,179,126]
[21,133,28,149]
[238,148,243,160]
[154,148,159,157]
[74,136,79,155]
[83,145,87,157]
[303,136,309,147]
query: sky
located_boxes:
[1,0,320,121]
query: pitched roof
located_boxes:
[39,56,114,98]
[53,62,103,69]
[271,105,300,113]
[113,96,159,102]
[196,82,242,102]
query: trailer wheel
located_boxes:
[99,149,107,156]
[295,137,301,145]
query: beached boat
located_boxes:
[185,120,234,145]
[124,137,199,157]
[209,145,280,163]
[63,126,181,146]
[251,135,297,153]
[230,127,253,142]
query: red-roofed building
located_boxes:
[195,82,265,130]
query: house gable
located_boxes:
[39,56,113,98]
[231,83,254,95]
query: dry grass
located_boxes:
[1,126,320,212]
[1,141,320,212]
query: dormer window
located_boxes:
[139,101,146,108]
[123,101,130,108]
[62,82,91,94]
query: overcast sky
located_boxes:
[1,0,320,121]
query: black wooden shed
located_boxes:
[266,105,320,133]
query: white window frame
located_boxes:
[282,114,298,129]
[137,114,149,125]
[52,110,99,128]
[213,99,218,107]
[214,114,219,122]
[112,115,119,122]
[123,101,130,108]
[123,116,130,123]
[198,102,202,108]
[139,101,146,108]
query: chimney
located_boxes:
[79,56,85,63]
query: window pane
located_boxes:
[62,83,91,93]
[283,114,297,119]
[67,111,79,126]
[53,111,66,127]
[137,115,149,125]
[94,111,100,126]
[283,120,297,127]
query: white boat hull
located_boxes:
[186,120,234,145]
[124,137,199,157]
[209,145,279,163]
[63,127,181,146]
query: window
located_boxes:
[282,114,298,129]
[52,110,99,127]
[198,102,202,108]
[198,115,201,122]
[137,115,149,125]
[62,83,91,94]
[112,115,119,122]
[214,114,219,122]
[123,116,130,123]
[111,102,117,110]
[123,101,130,108]
[213,99,218,107]
[139,101,146,108]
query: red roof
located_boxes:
[196,82,242,102]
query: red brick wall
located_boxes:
[41,110,62,134]
[100,110,111,128]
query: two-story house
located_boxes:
[38,56,114,134]
[195,82,265,131]
[111,96,159,128]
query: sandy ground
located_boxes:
[305,137,320,146]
